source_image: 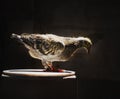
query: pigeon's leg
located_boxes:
[42,60,63,72]
[42,60,54,71]
[45,61,54,71]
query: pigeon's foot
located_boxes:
[42,61,63,72]
[44,67,64,72]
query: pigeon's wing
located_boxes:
[60,43,78,61]
[35,39,65,55]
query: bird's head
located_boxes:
[78,37,92,54]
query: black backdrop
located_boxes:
[0,0,120,99]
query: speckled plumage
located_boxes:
[11,33,92,71]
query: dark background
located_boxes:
[0,0,120,99]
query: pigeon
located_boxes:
[11,33,92,72]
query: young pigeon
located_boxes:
[11,33,92,72]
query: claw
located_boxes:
[42,61,64,72]
[44,67,63,72]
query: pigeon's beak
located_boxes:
[11,33,23,42]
